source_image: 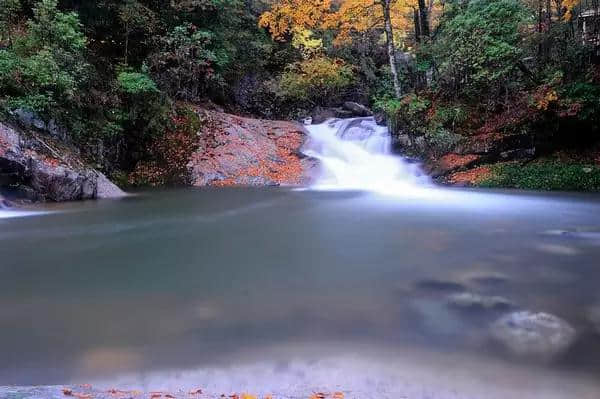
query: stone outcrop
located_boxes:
[0,122,125,202]
[311,103,373,124]
[188,110,315,186]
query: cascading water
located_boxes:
[303,117,430,195]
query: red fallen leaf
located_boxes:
[63,389,73,396]
[150,393,163,399]
[333,393,344,399]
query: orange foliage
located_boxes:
[259,0,332,40]
[449,166,492,185]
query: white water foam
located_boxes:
[0,209,48,219]
[303,117,431,196]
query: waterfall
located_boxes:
[303,117,430,194]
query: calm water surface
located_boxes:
[1,187,600,398]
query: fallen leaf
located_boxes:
[63,389,73,396]
[333,393,344,399]
[188,389,203,395]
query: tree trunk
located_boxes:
[418,0,430,38]
[381,0,402,98]
[538,0,543,59]
[414,8,421,43]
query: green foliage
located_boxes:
[430,105,467,130]
[373,95,403,132]
[278,57,355,106]
[433,0,529,98]
[0,0,21,43]
[0,0,88,115]
[479,162,600,191]
[117,71,159,94]
[148,23,223,101]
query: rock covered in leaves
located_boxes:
[491,311,576,360]
[189,109,314,186]
[0,122,125,202]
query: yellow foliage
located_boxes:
[258,0,332,40]
[260,0,440,48]
[324,0,415,45]
[561,0,580,20]
[536,89,558,110]
[291,28,324,58]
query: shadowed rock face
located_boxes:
[189,111,316,187]
[0,122,125,203]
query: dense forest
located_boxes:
[1,0,600,190]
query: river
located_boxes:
[1,119,600,398]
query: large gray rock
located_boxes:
[0,122,125,202]
[311,107,337,124]
[343,102,373,117]
[491,311,576,360]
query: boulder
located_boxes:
[491,311,576,360]
[334,108,354,119]
[311,107,337,124]
[342,102,373,117]
[0,122,125,202]
[374,111,387,126]
[188,110,312,186]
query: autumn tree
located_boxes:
[260,0,416,98]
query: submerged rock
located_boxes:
[491,311,576,360]
[0,193,10,208]
[0,122,125,202]
[588,306,600,334]
[447,292,514,311]
[414,279,466,293]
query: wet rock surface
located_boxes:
[491,311,576,360]
[189,111,314,186]
[0,122,125,203]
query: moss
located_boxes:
[478,161,600,191]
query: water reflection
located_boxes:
[1,188,600,398]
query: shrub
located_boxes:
[479,161,600,191]
[278,56,355,106]
[117,71,159,94]
[148,23,225,101]
[0,0,89,116]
